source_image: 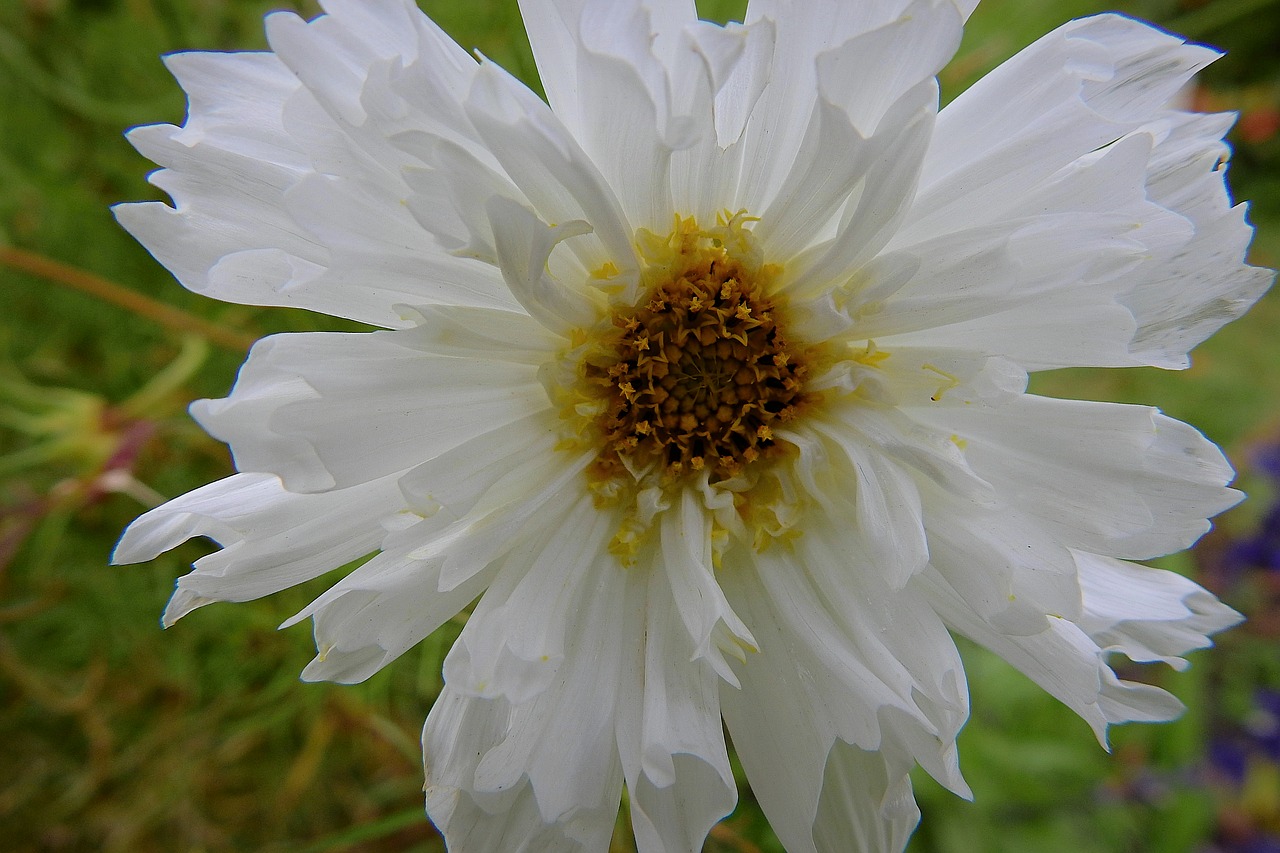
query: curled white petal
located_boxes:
[113,472,403,626]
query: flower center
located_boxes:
[575,214,812,487]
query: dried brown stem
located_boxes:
[1,246,256,353]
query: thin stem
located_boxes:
[117,335,209,420]
[1,246,256,353]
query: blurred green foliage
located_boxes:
[0,0,1277,851]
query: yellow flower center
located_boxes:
[592,256,806,481]
[568,213,816,489]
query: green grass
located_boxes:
[1,0,1278,850]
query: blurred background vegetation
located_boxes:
[0,0,1277,850]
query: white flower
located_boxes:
[113,0,1272,849]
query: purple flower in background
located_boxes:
[1225,443,1280,575]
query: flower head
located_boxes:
[113,0,1273,849]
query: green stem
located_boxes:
[117,336,209,420]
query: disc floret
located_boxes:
[576,214,812,487]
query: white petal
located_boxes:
[794,421,929,589]
[520,0,764,232]
[159,51,307,165]
[116,14,523,328]
[739,535,967,776]
[398,136,525,265]
[113,139,315,307]
[813,742,921,853]
[861,225,1136,370]
[884,132,1194,369]
[878,348,1028,408]
[719,625,830,853]
[735,0,920,211]
[191,329,550,492]
[1121,114,1274,366]
[918,14,1218,225]
[1144,112,1236,226]
[730,0,961,239]
[487,197,599,333]
[280,172,519,315]
[693,17,773,150]
[118,54,307,273]
[818,402,996,507]
[464,60,639,280]
[395,413,595,592]
[468,558,630,825]
[622,569,737,853]
[443,496,613,703]
[888,16,1264,370]
[744,0,916,41]
[777,84,936,295]
[264,0,455,131]
[1126,211,1274,368]
[922,568,1186,745]
[753,95,883,263]
[924,501,1082,635]
[284,536,493,685]
[394,412,562,522]
[514,0,589,128]
[570,1,690,230]
[811,0,961,138]
[423,536,632,848]
[629,755,736,853]
[719,537,966,852]
[1075,551,1243,670]
[397,305,565,364]
[424,690,622,852]
[657,487,757,685]
[912,395,1241,560]
[372,1,497,158]
[789,528,970,791]
[112,472,401,625]
[291,415,595,685]
[518,0,695,139]
[668,18,776,221]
